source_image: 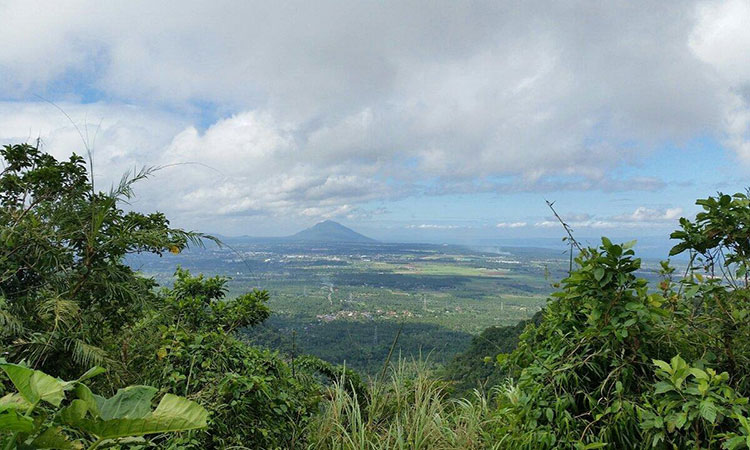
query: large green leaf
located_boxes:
[60,399,89,425]
[0,393,31,412]
[30,426,82,449]
[0,409,35,433]
[74,383,103,417]
[150,394,208,430]
[65,393,207,440]
[98,386,157,420]
[30,371,66,407]
[0,363,65,407]
[60,386,208,441]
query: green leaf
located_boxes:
[75,366,107,384]
[670,355,687,372]
[0,363,65,406]
[31,370,66,407]
[149,393,209,430]
[653,359,672,374]
[594,268,605,282]
[699,400,717,424]
[73,393,208,440]
[74,383,102,417]
[669,242,689,256]
[0,393,31,411]
[1,363,38,404]
[60,399,88,425]
[0,409,35,433]
[674,412,687,430]
[654,381,674,394]
[98,386,157,420]
[723,435,746,450]
[689,368,709,381]
[30,426,82,449]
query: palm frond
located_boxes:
[110,165,160,201]
[0,297,23,336]
[66,337,109,368]
[36,296,81,328]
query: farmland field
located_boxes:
[129,238,663,374]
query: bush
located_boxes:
[486,192,750,449]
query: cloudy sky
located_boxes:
[1,0,749,245]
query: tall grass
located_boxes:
[306,358,501,450]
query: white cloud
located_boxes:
[534,220,617,230]
[614,206,684,222]
[1,0,749,230]
[690,0,750,163]
[496,222,527,228]
[154,111,394,218]
[535,206,684,230]
[0,101,187,185]
[407,224,462,230]
[0,1,740,172]
[690,0,750,84]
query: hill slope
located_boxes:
[444,311,542,395]
[288,220,376,243]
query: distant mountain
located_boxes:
[287,220,377,243]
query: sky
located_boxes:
[1,0,749,249]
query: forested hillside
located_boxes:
[443,311,542,396]
[3,143,750,449]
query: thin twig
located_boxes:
[545,199,583,252]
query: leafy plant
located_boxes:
[0,362,207,449]
[641,355,748,448]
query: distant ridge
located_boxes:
[288,220,376,243]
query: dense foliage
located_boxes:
[124,268,326,448]
[0,144,353,449]
[247,317,472,375]
[488,194,750,449]
[0,144,209,378]
[5,142,750,449]
[444,312,541,396]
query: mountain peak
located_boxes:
[289,220,376,243]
